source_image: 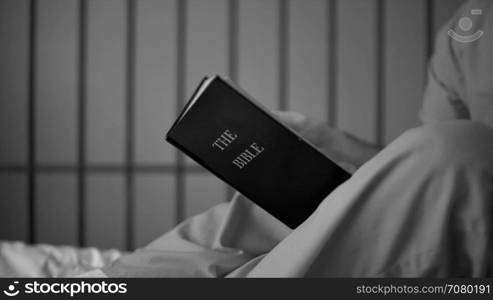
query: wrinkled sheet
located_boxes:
[96,121,493,277]
[0,241,123,277]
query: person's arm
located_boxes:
[419,3,471,125]
[273,111,380,173]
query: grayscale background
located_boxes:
[0,0,466,250]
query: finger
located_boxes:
[272,111,308,132]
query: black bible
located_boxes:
[166,75,350,228]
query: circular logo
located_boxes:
[3,282,20,297]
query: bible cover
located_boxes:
[166,75,350,228]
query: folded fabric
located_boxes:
[0,241,123,277]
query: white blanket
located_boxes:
[98,121,493,277]
[0,241,123,277]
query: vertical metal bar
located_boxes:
[226,0,238,201]
[327,0,338,128]
[77,0,88,247]
[228,0,238,83]
[27,0,37,244]
[375,0,385,147]
[426,0,435,59]
[278,0,289,111]
[125,0,137,251]
[175,0,187,224]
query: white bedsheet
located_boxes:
[99,122,493,277]
[0,241,123,277]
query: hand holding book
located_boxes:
[273,111,380,173]
[166,76,351,228]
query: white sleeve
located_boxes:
[419,2,471,124]
[420,66,470,124]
